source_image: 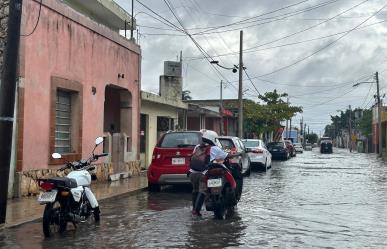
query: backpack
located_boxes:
[189,145,210,172]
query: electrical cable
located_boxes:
[243,68,261,96]
[191,0,313,34]
[21,0,43,37]
[249,3,387,79]
[185,19,387,60]
[160,0,238,93]
[192,0,339,36]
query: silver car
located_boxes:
[241,139,272,171]
[293,142,304,153]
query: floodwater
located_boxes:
[1,148,387,248]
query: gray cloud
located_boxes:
[116,0,387,133]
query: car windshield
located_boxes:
[159,132,200,148]
[242,140,261,148]
[218,139,235,150]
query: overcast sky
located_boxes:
[115,0,387,134]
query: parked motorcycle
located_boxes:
[37,137,108,237]
[204,162,239,219]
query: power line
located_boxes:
[243,68,261,96]
[192,0,339,35]
[161,0,238,92]
[191,0,313,35]
[251,2,386,78]
[185,19,387,60]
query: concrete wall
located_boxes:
[17,0,141,171]
[140,101,179,168]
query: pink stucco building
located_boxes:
[10,0,141,197]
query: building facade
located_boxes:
[10,0,141,197]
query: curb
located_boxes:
[5,185,149,229]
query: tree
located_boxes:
[305,133,318,144]
[244,89,303,136]
[358,109,372,136]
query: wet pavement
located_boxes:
[1,148,387,248]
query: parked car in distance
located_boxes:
[241,139,272,171]
[304,143,312,151]
[293,142,303,153]
[147,130,219,191]
[218,136,251,176]
[284,140,296,157]
[267,141,290,160]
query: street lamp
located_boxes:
[353,72,382,157]
[210,60,238,73]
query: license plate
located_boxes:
[172,158,185,165]
[38,190,57,203]
[207,178,222,187]
[273,149,278,151]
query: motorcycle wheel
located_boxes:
[225,206,235,219]
[42,201,66,237]
[214,206,226,220]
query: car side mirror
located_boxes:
[245,148,251,153]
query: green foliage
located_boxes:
[244,89,303,135]
[325,108,371,137]
[358,109,372,135]
[305,133,318,144]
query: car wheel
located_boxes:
[148,182,161,192]
[243,161,251,177]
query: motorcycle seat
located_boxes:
[45,177,78,188]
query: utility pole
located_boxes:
[0,0,23,225]
[238,30,243,138]
[130,0,134,40]
[304,123,307,145]
[288,115,293,142]
[300,117,304,146]
[349,105,352,152]
[220,80,224,135]
[376,72,382,157]
[285,98,289,139]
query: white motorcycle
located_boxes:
[37,137,108,237]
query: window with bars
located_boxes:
[55,90,72,154]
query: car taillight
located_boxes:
[40,182,54,191]
[252,149,264,153]
[151,148,161,162]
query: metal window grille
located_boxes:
[55,90,72,154]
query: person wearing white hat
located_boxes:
[192,145,229,217]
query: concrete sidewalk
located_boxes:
[5,175,148,228]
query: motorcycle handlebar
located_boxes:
[94,153,108,159]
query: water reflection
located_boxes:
[2,149,387,248]
[185,213,246,249]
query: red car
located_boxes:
[284,140,296,157]
[147,130,218,191]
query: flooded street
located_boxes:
[2,148,387,248]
